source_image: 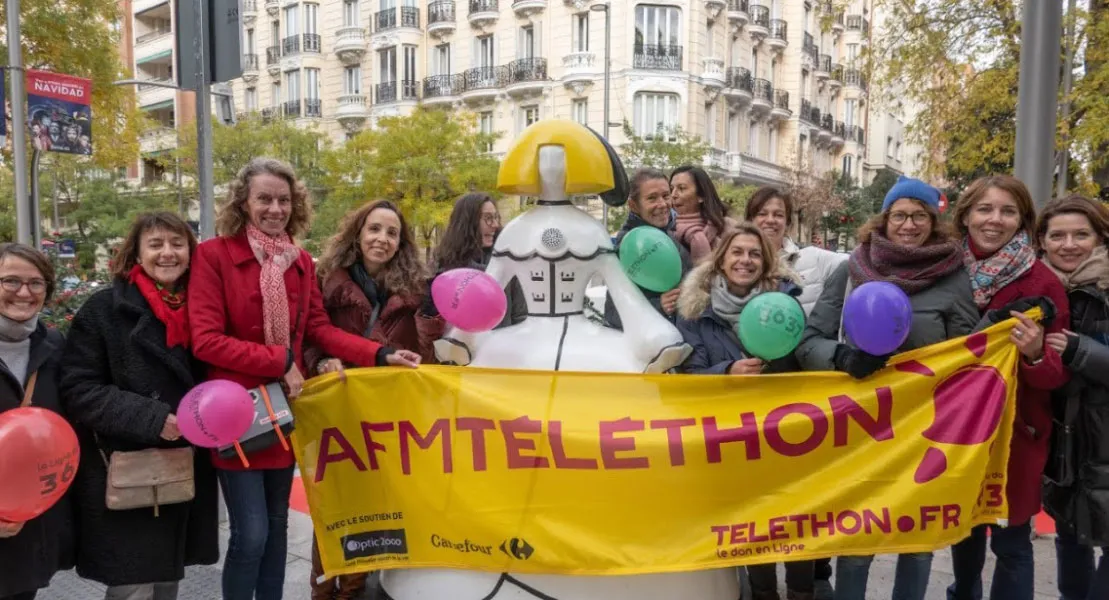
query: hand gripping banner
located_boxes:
[292,319,1021,578]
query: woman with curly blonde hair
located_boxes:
[187,158,421,600]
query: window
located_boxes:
[270,20,280,44]
[768,126,777,161]
[572,13,589,52]
[751,48,758,76]
[246,88,257,111]
[634,5,681,48]
[284,6,298,35]
[479,111,494,151]
[379,47,396,83]
[633,92,679,140]
[433,43,451,75]
[727,112,738,151]
[403,44,417,83]
[804,6,811,32]
[770,57,778,85]
[344,66,362,95]
[845,99,856,126]
[271,81,281,106]
[748,120,759,157]
[572,99,588,126]
[246,29,255,53]
[842,154,853,177]
[886,136,894,158]
[519,25,536,59]
[343,0,359,27]
[706,22,714,55]
[521,105,540,131]
[477,34,495,68]
[847,44,858,64]
[305,68,319,100]
[705,103,716,146]
[380,0,394,9]
[285,70,300,102]
[304,3,318,34]
[771,0,782,18]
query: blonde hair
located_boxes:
[216,157,313,238]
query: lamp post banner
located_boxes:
[26,69,92,155]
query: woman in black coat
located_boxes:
[0,243,74,600]
[675,224,811,600]
[59,213,219,600]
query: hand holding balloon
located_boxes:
[0,407,80,523]
[177,380,255,448]
[431,268,508,332]
[618,227,683,293]
[0,520,23,538]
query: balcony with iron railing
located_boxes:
[748,4,770,35]
[283,100,302,118]
[817,54,832,75]
[832,121,846,143]
[832,10,845,32]
[266,45,281,65]
[400,6,420,27]
[845,124,865,144]
[800,98,812,122]
[830,63,844,86]
[726,66,752,92]
[462,65,511,99]
[508,58,547,84]
[468,0,498,27]
[512,0,547,16]
[728,0,749,24]
[302,33,321,53]
[772,89,791,116]
[810,106,821,124]
[428,0,455,34]
[821,113,833,131]
[375,8,397,31]
[752,78,772,108]
[423,73,465,100]
[846,14,869,36]
[375,80,420,104]
[769,19,788,48]
[304,98,322,117]
[282,35,300,55]
[633,43,682,70]
[844,68,868,91]
[242,53,259,72]
[803,32,815,53]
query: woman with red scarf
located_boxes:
[60,212,218,600]
[188,158,420,600]
[946,175,1070,600]
[796,176,979,600]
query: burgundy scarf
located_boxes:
[849,232,964,295]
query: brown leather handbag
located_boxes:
[98,415,195,517]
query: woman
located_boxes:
[1038,195,1109,600]
[187,158,421,600]
[675,224,813,600]
[60,213,217,600]
[432,192,525,330]
[604,168,694,329]
[948,175,1071,600]
[669,165,737,263]
[747,186,846,315]
[0,243,73,600]
[796,176,979,600]
[306,199,445,599]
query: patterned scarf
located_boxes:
[962,231,1037,309]
[245,224,300,347]
[849,231,964,295]
[129,264,190,349]
[1046,245,1109,291]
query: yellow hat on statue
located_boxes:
[496,119,629,206]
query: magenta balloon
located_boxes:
[843,281,913,356]
[431,268,508,333]
[177,380,255,448]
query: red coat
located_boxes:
[983,259,1071,525]
[305,268,445,372]
[188,232,384,470]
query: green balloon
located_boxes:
[618,227,683,293]
[737,292,806,361]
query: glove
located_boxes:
[833,344,890,380]
[1060,333,1080,365]
[983,296,1057,329]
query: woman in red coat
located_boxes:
[305,199,444,599]
[948,174,1071,600]
[187,158,420,600]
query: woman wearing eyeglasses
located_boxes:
[796,176,979,600]
[430,193,526,330]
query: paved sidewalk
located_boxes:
[39,506,1071,600]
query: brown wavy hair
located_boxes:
[111,211,198,282]
[433,192,496,272]
[856,200,953,246]
[703,222,781,293]
[317,200,427,298]
[216,157,313,238]
[1036,194,1109,248]
[952,175,1037,240]
[0,243,56,300]
[745,186,795,227]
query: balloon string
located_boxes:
[259,385,290,451]
[234,442,250,469]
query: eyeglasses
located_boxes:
[888,212,931,226]
[0,277,46,294]
[481,214,501,226]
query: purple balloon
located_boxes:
[177,380,255,448]
[843,281,913,356]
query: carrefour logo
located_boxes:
[340,529,409,560]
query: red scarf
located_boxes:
[129,265,190,349]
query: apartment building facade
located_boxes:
[121,0,919,187]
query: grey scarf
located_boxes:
[709,275,760,328]
[0,314,37,342]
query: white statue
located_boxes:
[382,120,739,600]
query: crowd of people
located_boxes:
[0,155,1106,600]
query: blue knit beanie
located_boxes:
[882,176,942,212]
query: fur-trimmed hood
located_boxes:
[677,261,801,321]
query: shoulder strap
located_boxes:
[838,278,854,344]
[19,371,38,407]
[364,302,382,339]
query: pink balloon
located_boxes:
[177,380,255,448]
[431,268,508,333]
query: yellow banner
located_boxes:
[292,320,1019,577]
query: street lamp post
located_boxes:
[591,2,611,230]
[7,0,31,244]
[1013,0,1062,208]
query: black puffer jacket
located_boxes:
[59,281,219,586]
[0,323,75,597]
[1043,284,1109,546]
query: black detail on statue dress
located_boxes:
[492,248,612,262]
[553,316,570,371]
[536,199,573,206]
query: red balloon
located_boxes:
[0,407,80,522]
